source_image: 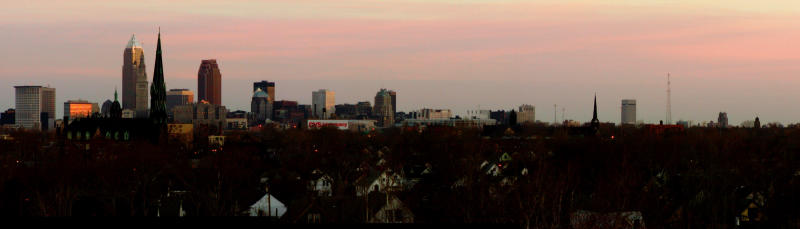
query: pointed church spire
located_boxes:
[114,87,118,102]
[150,28,167,125]
[592,93,598,121]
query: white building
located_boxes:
[621,99,636,125]
[518,104,535,124]
[14,86,55,130]
[312,89,335,119]
[410,108,452,120]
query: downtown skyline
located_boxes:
[4,1,800,124]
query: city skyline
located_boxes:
[4,1,800,124]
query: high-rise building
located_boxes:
[150,30,168,125]
[518,104,535,124]
[167,89,194,115]
[41,87,56,130]
[388,90,397,114]
[14,86,55,130]
[373,89,394,127]
[718,112,728,128]
[64,100,98,121]
[198,59,222,105]
[312,89,335,119]
[253,81,275,103]
[251,88,272,124]
[621,99,636,125]
[122,34,149,117]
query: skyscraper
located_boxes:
[312,89,335,119]
[718,112,728,128]
[374,89,394,127]
[388,90,397,114]
[253,81,275,103]
[621,99,636,125]
[150,29,168,125]
[14,86,55,130]
[122,34,148,117]
[198,59,222,105]
[251,88,272,124]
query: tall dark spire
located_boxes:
[591,93,600,129]
[150,28,167,125]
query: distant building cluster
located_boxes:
[2,30,774,134]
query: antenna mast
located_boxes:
[553,104,557,125]
[667,73,672,124]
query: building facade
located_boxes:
[253,81,275,103]
[312,89,335,119]
[251,88,272,125]
[518,104,535,124]
[167,89,194,119]
[410,108,452,120]
[388,90,397,114]
[718,112,729,128]
[64,100,99,121]
[173,102,228,133]
[0,109,15,126]
[14,86,55,130]
[621,99,636,125]
[197,59,222,105]
[374,89,394,127]
[122,34,149,117]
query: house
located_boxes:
[736,190,766,226]
[249,193,287,217]
[356,168,405,197]
[366,193,414,223]
[307,169,333,197]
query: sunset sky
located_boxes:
[3,0,800,124]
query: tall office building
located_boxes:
[150,30,168,125]
[251,88,272,124]
[198,59,222,105]
[388,90,397,114]
[253,81,275,103]
[14,86,55,130]
[374,89,394,127]
[718,112,728,128]
[518,104,535,124]
[122,34,149,117]
[621,99,636,125]
[312,89,335,119]
[166,89,194,113]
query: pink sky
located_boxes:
[2,0,800,124]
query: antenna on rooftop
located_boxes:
[666,73,672,124]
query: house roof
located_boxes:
[249,193,287,217]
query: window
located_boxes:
[307,213,321,223]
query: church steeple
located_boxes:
[149,28,167,125]
[591,93,600,130]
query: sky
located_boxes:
[2,0,800,125]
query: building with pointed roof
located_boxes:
[150,29,167,126]
[590,94,600,131]
[122,34,148,118]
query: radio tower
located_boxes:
[666,73,672,124]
